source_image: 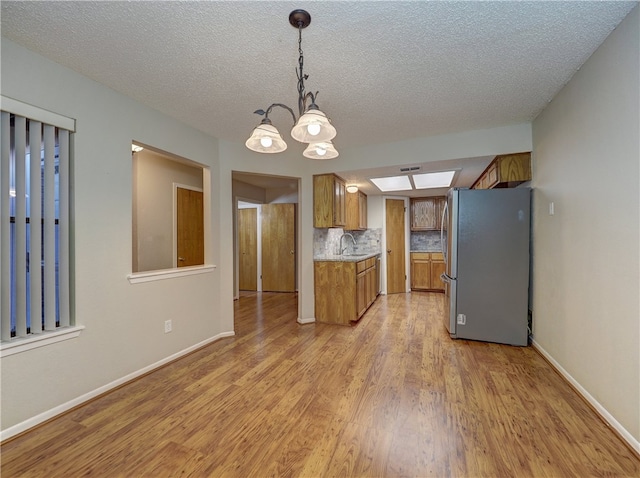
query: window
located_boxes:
[1,97,76,348]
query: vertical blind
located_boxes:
[1,98,74,341]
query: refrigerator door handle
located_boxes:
[440,272,452,284]
[440,200,448,262]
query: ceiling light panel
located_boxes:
[413,171,455,189]
[370,175,413,192]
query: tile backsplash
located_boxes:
[314,228,382,257]
[410,230,445,252]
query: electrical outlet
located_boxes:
[457,314,466,325]
[164,320,172,333]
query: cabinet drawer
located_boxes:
[431,252,444,262]
[411,252,430,260]
[356,260,367,274]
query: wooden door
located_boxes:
[238,208,258,291]
[386,198,406,294]
[261,203,295,292]
[177,187,204,267]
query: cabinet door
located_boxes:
[410,253,431,290]
[365,266,375,307]
[411,198,438,230]
[334,176,346,227]
[358,192,368,229]
[487,162,499,188]
[356,270,367,317]
[313,174,334,227]
[314,174,346,228]
[345,190,366,230]
[430,255,446,292]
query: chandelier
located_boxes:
[245,9,338,160]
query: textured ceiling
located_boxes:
[2,1,636,156]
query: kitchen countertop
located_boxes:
[314,252,381,262]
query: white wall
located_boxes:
[531,6,639,447]
[1,39,228,433]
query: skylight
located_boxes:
[370,175,413,192]
[413,171,456,189]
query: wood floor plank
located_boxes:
[2,291,638,477]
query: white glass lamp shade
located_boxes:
[291,108,337,143]
[246,123,287,153]
[303,140,339,160]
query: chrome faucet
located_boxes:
[339,232,356,255]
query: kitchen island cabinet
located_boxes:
[315,255,379,325]
[410,252,445,292]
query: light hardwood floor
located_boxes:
[2,291,638,477]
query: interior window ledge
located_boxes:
[0,326,85,358]
[127,264,217,284]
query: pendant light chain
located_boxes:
[297,24,307,117]
[246,9,338,158]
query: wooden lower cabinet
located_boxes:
[410,252,445,292]
[315,256,379,325]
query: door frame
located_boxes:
[173,182,204,268]
[382,195,410,294]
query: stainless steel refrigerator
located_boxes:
[440,188,530,346]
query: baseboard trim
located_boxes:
[0,330,236,442]
[532,340,640,457]
[297,316,315,325]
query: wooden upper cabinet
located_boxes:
[345,190,367,231]
[411,196,446,231]
[472,152,531,189]
[314,173,346,228]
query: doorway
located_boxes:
[237,203,296,292]
[386,198,407,294]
